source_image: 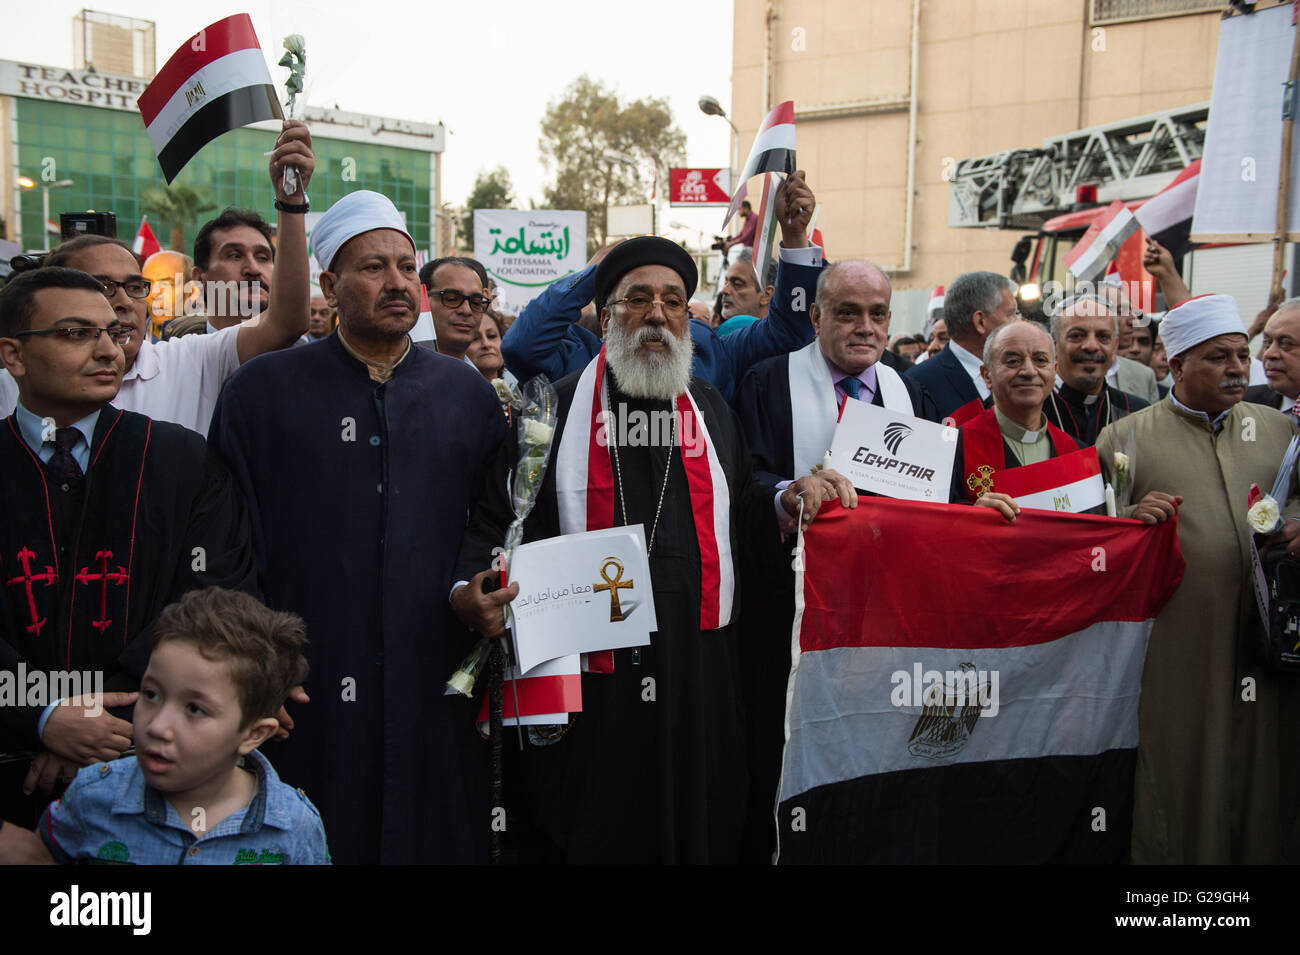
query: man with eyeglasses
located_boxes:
[417,256,493,364]
[1246,298,1300,415]
[0,121,314,435]
[0,267,255,827]
[209,190,507,864]
[452,235,849,863]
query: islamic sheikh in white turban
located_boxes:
[312,190,414,272]
[1158,293,1248,359]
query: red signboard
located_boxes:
[669,168,731,206]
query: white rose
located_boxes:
[522,419,554,447]
[493,378,515,405]
[1247,495,1282,534]
[1113,451,1129,475]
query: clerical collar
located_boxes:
[337,326,411,383]
[1055,377,1104,405]
[994,406,1044,444]
[1168,386,1233,431]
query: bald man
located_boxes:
[1246,297,1300,415]
[733,258,938,860]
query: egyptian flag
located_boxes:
[751,172,782,285]
[1135,160,1200,237]
[1065,200,1139,283]
[138,15,283,183]
[132,218,161,259]
[410,285,437,343]
[723,100,796,229]
[475,655,583,730]
[994,447,1105,513]
[776,500,1184,864]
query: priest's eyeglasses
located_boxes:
[96,278,152,300]
[14,324,135,346]
[429,288,492,313]
[609,294,689,318]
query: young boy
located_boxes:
[38,587,330,864]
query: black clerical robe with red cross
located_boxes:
[0,407,255,760]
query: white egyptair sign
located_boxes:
[827,400,957,502]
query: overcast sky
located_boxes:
[1,1,738,240]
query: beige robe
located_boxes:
[1097,399,1300,863]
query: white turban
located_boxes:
[1158,293,1248,359]
[312,190,414,272]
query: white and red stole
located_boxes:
[555,348,735,639]
[787,341,916,479]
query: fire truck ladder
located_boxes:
[947,102,1209,231]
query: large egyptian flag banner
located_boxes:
[1065,200,1139,283]
[776,500,1184,864]
[138,15,283,183]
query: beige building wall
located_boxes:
[730,0,1221,296]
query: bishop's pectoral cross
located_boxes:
[594,558,634,622]
[6,547,57,635]
[966,465,995,497]
[75,550,128,633]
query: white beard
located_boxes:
[604,319,694,400]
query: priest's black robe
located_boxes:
[455,370,780,863]
[0,406,254,822]
[208,333,508,864]
[1045,382,1148,447]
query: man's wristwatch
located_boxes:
[275,198,309,214]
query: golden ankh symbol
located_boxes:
[594,557,634,622]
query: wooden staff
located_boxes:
[1272,6,1300,301]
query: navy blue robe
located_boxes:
[208,332,508,864]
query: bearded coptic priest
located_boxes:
[1096,293,1300,863]
[452,237,852,864]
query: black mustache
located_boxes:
[1072,351,1107,364]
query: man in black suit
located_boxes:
[904,270,1019,424]
[1247,298,1300,416]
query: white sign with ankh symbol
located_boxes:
[507,525,657,675]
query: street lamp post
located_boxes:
[697,95,740,199]
[603,149,657,236]
[17,177,75,251]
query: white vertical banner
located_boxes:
[474,209,588,316]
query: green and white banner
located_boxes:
[474,209,587,316]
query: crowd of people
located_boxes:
[0,120,1295,865]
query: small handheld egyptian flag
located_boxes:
[994,446,1106,514]
[138,14,283,183]
[132,217,161,259]
[722,100,796,229]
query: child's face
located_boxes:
[134,641,265,795]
